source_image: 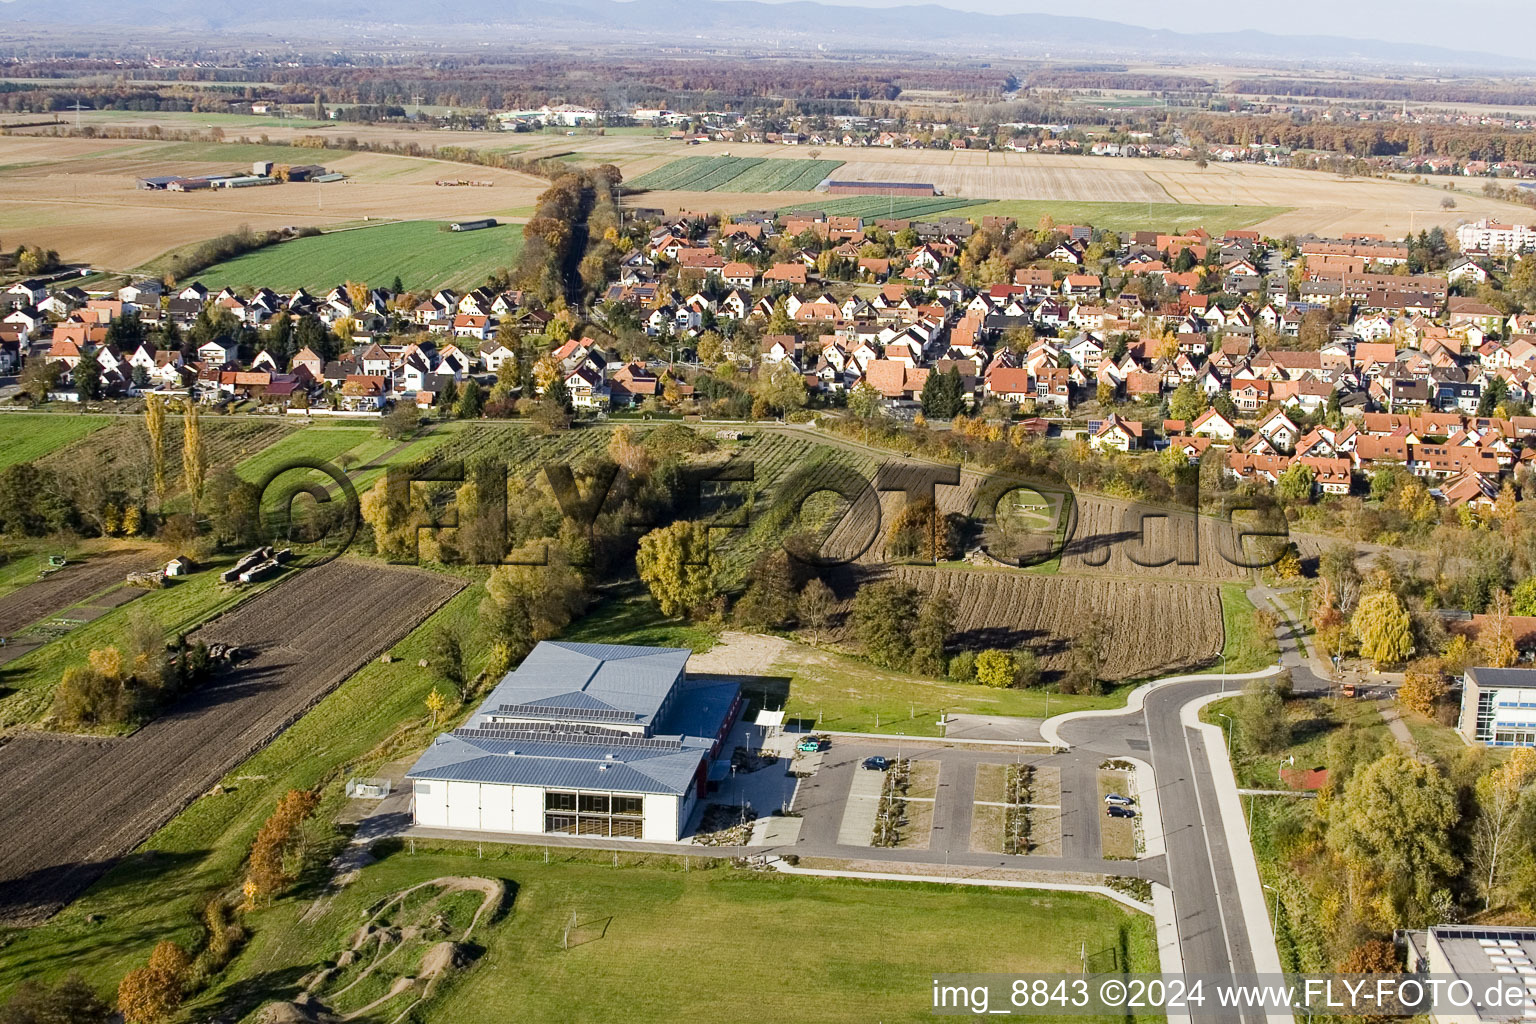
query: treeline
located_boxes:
[513,163,624,305]
[169,224,319,281]
[1025,71,1214,91]
[1230,77,1536,107]
[1185,112,1536,162]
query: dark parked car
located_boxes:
[1107,806,1136,819]
[862,756,889,771]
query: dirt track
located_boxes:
[0,560,462,924]
[0,550,156,636]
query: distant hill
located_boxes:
[0,0,1525,68]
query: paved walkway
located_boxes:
[836,767,885,846]
[1378,702,1418,754]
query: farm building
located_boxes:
[826,180,938,197]
[450,218,499,232]
[407,642,741,841]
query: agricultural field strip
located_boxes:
[0,415,113,471]
[630,156,844,193]
[776,196,980,219]
[0,551,159,637]
[0,560,463,925]
[1058,494,1250,581]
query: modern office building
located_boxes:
[1459,667,1536,747]
[407,641,740,841]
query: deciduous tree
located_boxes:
[1351,590,1414,668]
[797,578,835,645]
[636,520,717,618]
[1327,751,1460,929]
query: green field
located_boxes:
[211,849,1155,1024]
[953,199,1288,235]
[189,220,524,292]
[234,425,379,483]
[630,156,844,192]
[0,414,111,471]
[779,195,980,220]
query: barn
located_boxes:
[407,642,741,841]
[450,218,499,232]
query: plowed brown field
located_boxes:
[0,560,462,923]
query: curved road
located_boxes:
[1055,583,1321,1023]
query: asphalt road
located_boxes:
[1058,587,1323,1024]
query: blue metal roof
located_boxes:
[472,641,690,729]
[407,728,708,795]
[406,642,739,797]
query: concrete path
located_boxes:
[772,857,1153,914]
[1378,702,1418,754]
[836,767,885,846]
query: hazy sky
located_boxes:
[729,0,1533,60]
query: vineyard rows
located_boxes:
[889,567,1224,680]
[1059,495,1250,581]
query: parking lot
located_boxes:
[783,736,1152,877]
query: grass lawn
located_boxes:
[0,574,491,1000]
[234,424,378,483]
[954,200,1288,235]
[1210,583,1280,676]
[0,413,112,471]
[1399,706,1493,770]
[210,846,1156,1024]
[187,220,524,293]
[560,591,720,654]
[770,641,1127,736]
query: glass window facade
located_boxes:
[541,789,645,837]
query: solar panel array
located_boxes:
[458,724,684,752]
[493,702,637,724]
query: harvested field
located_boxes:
[0,549,156,636]
[0,135,546,270]
[1059,495,1250,581]
[0,560,462,923]
[833,158,1169,203]
[888,566,1223,679]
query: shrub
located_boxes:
[948,650,976,681]
[975,649,1015,688]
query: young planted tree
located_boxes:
[797,577,835,645]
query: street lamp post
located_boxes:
[1263,882,1280,938]
[1216,712,1234,757]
